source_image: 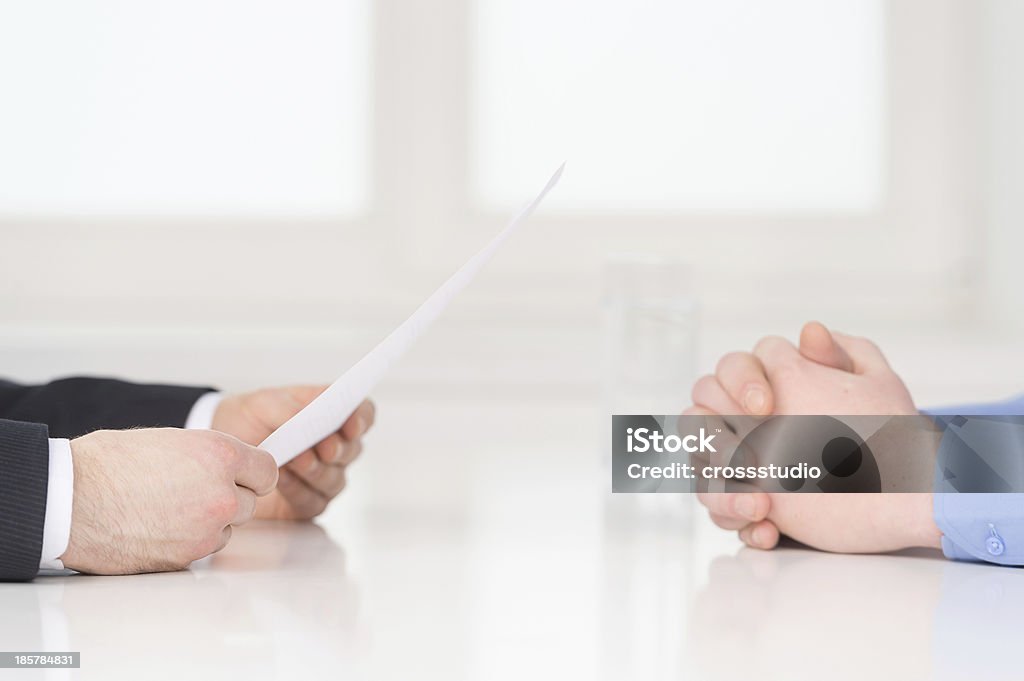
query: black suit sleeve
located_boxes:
[0,377,215,581]
[0,377,216,439]
[0,419,50,581]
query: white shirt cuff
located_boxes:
[184,392,223,430]
[39,438,73,571]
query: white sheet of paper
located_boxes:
[261,163,565,466]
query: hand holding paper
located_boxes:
[260,164,565,466]
[212,386,374,518]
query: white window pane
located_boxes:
[0,1,369,217]
[472,0,885,213]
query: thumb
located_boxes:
[798,321,855,373]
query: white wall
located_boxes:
[982,0,1024,331]
[0,0,1019,406]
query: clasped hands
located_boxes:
[686,321,943,554]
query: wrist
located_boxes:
[59,437,89,571]
[904,423,944,549]
[60,433,112,573]
[871,418,943,550]
[902,493,943,549]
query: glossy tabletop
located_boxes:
[2,394,1021,681]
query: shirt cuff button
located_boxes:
[986,525,1006,557]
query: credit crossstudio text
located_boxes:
[624,427,822,481]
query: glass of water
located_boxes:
[602,253,698,522]
[603,253,697,417]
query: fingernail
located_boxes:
[355,417,366,436]
[743,387,766,414]
[736,494,758,521]
[334,440,344,462]
[751,526,767,548]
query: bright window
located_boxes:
[0,0,370,217]
[472,0,885,213]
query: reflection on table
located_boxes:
[3,395,1022,681]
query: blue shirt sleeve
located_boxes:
[925,396,1024,566]
[924,394,1024,416]
[934,493,1024,565]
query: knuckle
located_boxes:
[206,433,240,467]
[207,489,239,522]
[347,441,363,461]
[709,513,733,530]
[680,405,712,417]
[276,468,296,490]
[709,494,730,515]
[319,437,342,463]
[256,452,279,493]
[218,527,233,552]
[753,335,786,357]
[769,361,800,386]
[311,496,329,515]
[690,374,717,403]
[164,548,196,572]
[296,451,319,475]
[697,492,720,513]
[853,336,881,355]
[298,493,329,518]
[199,528,231,556]
[258,449,278,474]
[225,493,240,519]
[192,537,219,560]
[196,528,231,557]
[714,351,748,376]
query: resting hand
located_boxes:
[691,321,916,419]
[211,386,375,520]
[686,321,939,553]
[62,428,278,574]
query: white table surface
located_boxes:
[2,393,1022,681]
